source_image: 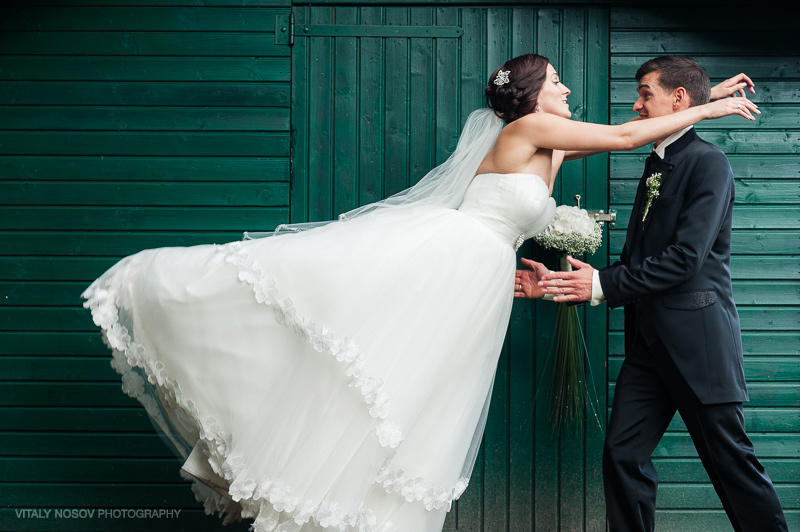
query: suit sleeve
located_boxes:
[599,149,733,308]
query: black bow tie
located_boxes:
[644,151,663,173]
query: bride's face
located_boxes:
[536,63,571,118]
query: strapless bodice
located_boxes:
[457,173,556,248]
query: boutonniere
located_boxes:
[642,171,662,222]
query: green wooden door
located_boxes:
[290,6,610,531]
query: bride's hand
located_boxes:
[704,96,760,121]
[710,73,755,100]
[515,258,549,299]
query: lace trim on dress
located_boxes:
[374,469,469,512]
[219,241,404,448]
[82,248,471,532]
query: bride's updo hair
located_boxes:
[485,53,550,124]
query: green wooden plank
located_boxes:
[609,331,800,357]
[610,30,795,55]
[0,508,251,532]
[654,484,799,509]
[0,231,244,256]
[611,154,800,179]
[0,257,122,281]
[0,383,141,407]
[0,206,287,231]
[612,55,800,79]
[0,356,117,380]
[331,7,359,216]
[356,7,385,208]
[654,510,800,532]
[0,433,174,457]
[1,484,202,507]
[306,7,334,222]
[612,205,800,230]
[0,82,289,107]
[611,179,800,205]
[612,104,800,130]
[409,7,436,186]
[0,332,111,356]
[0,182,289,207]
[484,9,511,529]
[609,230,800,255]
[3,0,288,6]
[0,107,289,131]
[534,8,564,532]
[733,281,800,305]
[383,7,411,197]
[0,132,289,157]
[670,407,800,432]
[653,433,800,459]
[0,32,288,59]
[0,407,152,431]
[651,457,799,483]
[0,307,96,332]
[609,306,800,332]
[0,156,289,182]
[611,7,798,31]
[0,457,180,482]
[0,7,286,31]
[609,382,800,408]
[609,355,800,384]
[612,80,800,105]
[0,56,290,81]
[729,256,800,280]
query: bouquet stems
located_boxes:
[549,255,586,432]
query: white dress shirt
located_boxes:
[589,126,694,306]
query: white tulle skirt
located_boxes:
[83,204,518,532]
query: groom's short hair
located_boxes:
[636,56,711,107]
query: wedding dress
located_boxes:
[82,109,556,532]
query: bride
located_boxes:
[82,54,757,532]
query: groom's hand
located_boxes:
[514,258,549,299]
[539,256,594,303]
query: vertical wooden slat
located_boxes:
[534,11,562,532]
[357,6,384,208]
[332,6,359,215]
[307,6,334,222]
[409,7,435,184]
[383,7,410,197]
[583,9,610,532]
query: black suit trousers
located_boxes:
[603,333,787,532]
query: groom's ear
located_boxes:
[672,87,690,111]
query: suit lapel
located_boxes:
[627,153,661,256]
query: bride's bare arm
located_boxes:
[516,97,758,154]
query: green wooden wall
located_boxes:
[607,7,800,531]
[1,2,797,532]
[0,1,289,531]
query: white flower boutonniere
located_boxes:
[642,171,662,222]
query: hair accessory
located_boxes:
[494,70,511,86]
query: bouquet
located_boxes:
[534,205,602,432]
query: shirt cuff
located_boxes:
[590,269,606,306]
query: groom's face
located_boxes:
[632,72,675,119]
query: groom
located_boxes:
[519,56,787,531]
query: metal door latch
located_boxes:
[587,210,617,226]
[574,194,616,227]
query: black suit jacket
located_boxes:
[599,128,748,404]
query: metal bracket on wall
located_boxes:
[275,13,462,46]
